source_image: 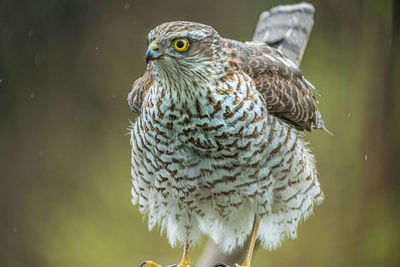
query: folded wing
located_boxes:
[225,39,322,131]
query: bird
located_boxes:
[128,21,325,267]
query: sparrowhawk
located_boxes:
[128,21,324,267]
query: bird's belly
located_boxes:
[131,104,274,210]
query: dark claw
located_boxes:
[140,261,166,267]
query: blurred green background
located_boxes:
[1,0,399,266]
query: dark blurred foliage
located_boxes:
[0,0,399,266]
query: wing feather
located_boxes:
[224,39,321,131]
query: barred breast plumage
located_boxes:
[128,21,324,258]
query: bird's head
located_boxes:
[145,21,225,87]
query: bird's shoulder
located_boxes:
[128,65,155,114]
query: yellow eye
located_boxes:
[172,38,190,51]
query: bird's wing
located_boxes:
[225,39,321,131]
[128,65,154,114]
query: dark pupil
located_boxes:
[176,40,184,48]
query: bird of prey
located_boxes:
[128,21,324,267]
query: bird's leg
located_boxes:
[241,217,259,267]
[176,242,192,267]
[214,217,259,267]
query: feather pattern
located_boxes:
[128,21,324,252]
[129,38,322,131]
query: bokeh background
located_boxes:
[1,0,399,266]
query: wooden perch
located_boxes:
[196,3,315,267]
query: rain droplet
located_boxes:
[347,113,351,119]
[95,47,99,51]
[38,150,45,157]
[364,155,368,161]
[30,93,35,99]
[34,51,46,66]
[124,3,131,10]
[28,30,35,37]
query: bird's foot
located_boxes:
[214,264,250,267]
[140,261,163,267]
[175,258,193,267]
[140,260,194,267]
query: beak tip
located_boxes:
[145,52,154,64]
[145,45,161,64]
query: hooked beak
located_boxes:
[146,41,161,63]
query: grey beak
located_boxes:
[145,47,161,64]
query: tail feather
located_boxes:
[252,2,315,67]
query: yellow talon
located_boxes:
[140,260,163,267]
[140,242,192,267]
[176,258,192,267]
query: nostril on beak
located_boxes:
[150,41,159,51]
